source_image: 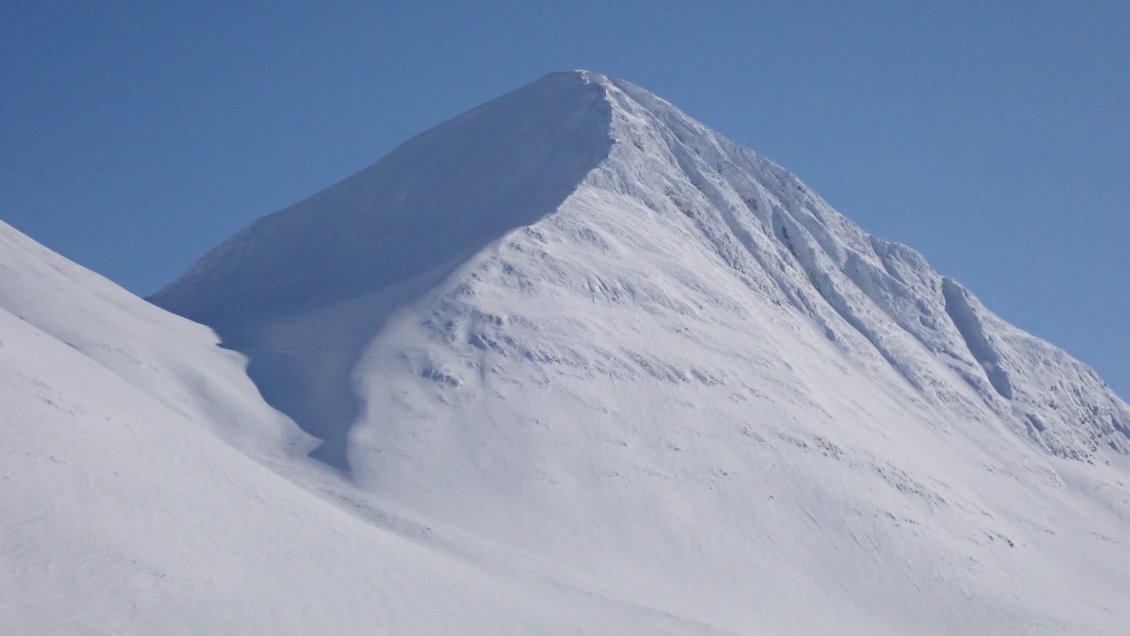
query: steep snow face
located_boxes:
[152,71,613,466]
[145,72,1130,633]
[590,76,1130,460]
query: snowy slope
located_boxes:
[0,220,737,635]
[5,70,1129,634]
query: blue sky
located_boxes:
[2,1,1127,396]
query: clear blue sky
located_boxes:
[2,1,1127,397]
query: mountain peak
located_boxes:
[148,69,724,327]
[152,71,1129,472]
[540,68,609,82]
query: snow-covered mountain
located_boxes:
[6,71,1130,634]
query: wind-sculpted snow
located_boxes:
[589,75,1130,461]
[155,72,613,323]
[0,221,306,458]
[7,72,1129,634]
[152,71,613,467]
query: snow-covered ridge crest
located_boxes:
[155,71,615,326]
[581,72,1130,459]
[153,70,1127,465]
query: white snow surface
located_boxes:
[6,71,1130,634]
[0,220,716,635]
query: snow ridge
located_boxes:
[153,71,613,466]
[155,71,1128,465]
[609,74,1129,458]
[592,73,1130,459]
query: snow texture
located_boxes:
[5,71,1130,634]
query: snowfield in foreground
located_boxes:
[4,71,1130,635]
